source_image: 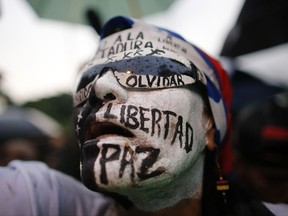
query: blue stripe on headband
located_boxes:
[100,16,134,39]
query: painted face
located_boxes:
[73,56,213,211]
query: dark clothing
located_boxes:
[202,151,274,216]
[202,179,274,216]
[229,181,275,216]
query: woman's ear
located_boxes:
[205,118,216,151]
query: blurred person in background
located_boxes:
[0,106,62,167]
[233,92,288,215]
[0,159,125,216]
[220,0,288,119]
[21,93,83,180]
[0,106,125,215]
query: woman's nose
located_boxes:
[92,69,128,104]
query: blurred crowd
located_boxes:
[0,89,81,180]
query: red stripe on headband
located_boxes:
[262,126,288,140]
[199,49,233,175]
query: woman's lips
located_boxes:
[84,121,135,142]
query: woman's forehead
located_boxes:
[76,56,194,91]
[88,56,191,75]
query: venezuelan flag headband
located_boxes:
[73,16,230,147]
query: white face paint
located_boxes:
[79,70,212,211]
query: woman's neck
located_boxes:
[117,153,205,212]
[127,197,202,216]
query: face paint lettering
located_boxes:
[104,103,117,119]
[96,28,189,61]
[106,48,164,62]
[139,106,150,133]
[158,35,187,54]
[135,147,164,180]
[114,72,196,89]
[90,48,191,71]
[98,31,153,58]
[83,142,164,185]
[119,145,135,180]
[114,31,144,44]
[162,110,177,140]
[102,103,194,153]
[73,81,94,107]
[100,144,121,184]
[185,122,194,153]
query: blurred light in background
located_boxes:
[0,0,244,105]
[0,0,98,104]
